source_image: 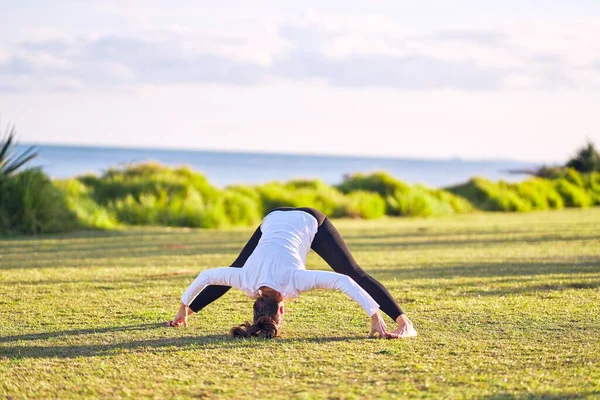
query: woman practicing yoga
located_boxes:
[167,207,417,339]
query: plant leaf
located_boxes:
[4,151,39,175]
[0,129,15,161]
[0,123,38,176]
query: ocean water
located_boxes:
[18,144,537,188]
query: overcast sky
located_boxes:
[1,0,599,162]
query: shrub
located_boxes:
[337,171,410,197]
[284,179,328,190]
[588,172,600,205]
[554,179,592,208]
[256,182,350,218]
[163,186,211,228]
[448,178,531,212]
[388,186,466,217]
[428,189,474,214]
[55,179,119,229]
[7,160,599,235]
[220,190,262,226]
[0,169,77,234]
[345,191,386,219]
[518,179,564,210]
[255,182,300,212]
[295,187,349,218]
[564,168,585,188]
[108,187,227,228]
[226,185,265,217]
[511,181,550,210]
[392,188,436,217]
[81,163,220,205]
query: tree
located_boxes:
[565,141,600,173]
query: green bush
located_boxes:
[517,179,564,210]
[554,179,592,208]
[0,169,77,234]
[76,163,234,228]
[390,188,434,217]
[564,168,585,187]
[111,192,165,226]
[448,173,600,212]
[345,191,386,219]
[5,162,600,235]
[81,163,220,205]
[256,182,350,218]
[162,187,212,228]
[588,172,600,205]
[428,189,474,214]
[55,179,119,229]
[108,186,230,229]
[387,186,460,217]
[284,179,328,190]
[255,182,300,211]
[448,178,532,212]
[337,172,410,197]
[220,190,262,226]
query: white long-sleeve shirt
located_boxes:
[181,210,380,316]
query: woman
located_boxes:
[167,207,417,339]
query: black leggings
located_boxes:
[189,207,404,320]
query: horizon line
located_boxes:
[18,140,549,166]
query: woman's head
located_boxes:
[230,289,284,339]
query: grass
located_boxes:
[1,209,599,399]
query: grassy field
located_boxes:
[1,209,599,399]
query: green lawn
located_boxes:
[1,209,599,399]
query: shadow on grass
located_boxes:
[0,229,198,243]
[9,273,196,286]
[0,323,373,359]
[348,234,600,251]
[483,393,597,399]
[7,259,600,289]
[461,280,600,297]
[0,323,165,343]
[0,241,244,259]
[2,228,597,268]
[369,258,600,281]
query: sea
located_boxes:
[17,144,538,188]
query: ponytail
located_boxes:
[230,316,279,339]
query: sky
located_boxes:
[1,0,599,162]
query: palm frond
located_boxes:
[0,119,38,176]
[3,147,39,175]
[0,126,15,160]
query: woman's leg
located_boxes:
[310,216,404,320]
[188,226,262,312]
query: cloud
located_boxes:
[1,13,599,92]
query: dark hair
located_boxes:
[230,295,280,339]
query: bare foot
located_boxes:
[393,314,418,338]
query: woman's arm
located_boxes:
[293,270,380,317]
[188,225,262,313]
[293,270,396,337]
[181,267,243,306]
[168,267,244,327]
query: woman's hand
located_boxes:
[369,311,398,338]
[391,314,418,337]
[166,303,192,328]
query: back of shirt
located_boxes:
[241,210,319,296]
[258,210,318,267]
